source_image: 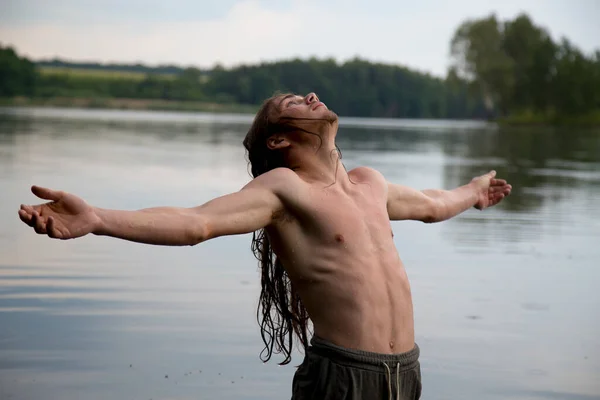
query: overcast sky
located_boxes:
[1,0,598,77]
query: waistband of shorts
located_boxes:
[308,335,420,371]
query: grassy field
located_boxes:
[38,66,176,80]
[1,96,257,114]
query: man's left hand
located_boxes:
[471,170,512,210]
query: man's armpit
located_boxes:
[271,207,295,224]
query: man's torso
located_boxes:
[266,166,415,354]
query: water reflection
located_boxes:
[441,126,600,213]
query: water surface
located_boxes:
[1,107,599,400]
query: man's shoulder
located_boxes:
[245,168,307,219]
[349,166,387,185]
[244,167,303,192]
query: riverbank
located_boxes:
[497,110,600,127]
[3,97,600,128]
[0,96,258,115]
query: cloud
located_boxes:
[1,0,598,77]
[1,1,301,66]
[0,0,456,75]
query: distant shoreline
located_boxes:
[496,112,600,128]
[0,96,258,115]
[2,97,599,128]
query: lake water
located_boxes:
[1,107,599,400]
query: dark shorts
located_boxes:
[292,336,422,400]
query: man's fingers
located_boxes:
[47,216,55,238]
[18,209,33,226]
[487,170,497,179]
[31,186,62,202]
[491,179,507,186]
[46,216,61,239]
[31,211,46,234]
[21,204,34,213]
[490,185,512,193]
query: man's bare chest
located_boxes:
[298,186,390,243]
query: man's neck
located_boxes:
[289,144,348,185]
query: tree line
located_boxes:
[0,46,486,119]
[1,12,598,122]
[450,13,600,122]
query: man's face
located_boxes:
[276,92,338,123]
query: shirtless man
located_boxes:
[18,92,512,400]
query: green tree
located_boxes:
[0,45,36,97]
[551,39,597,115]
[450,14,514,115]
[450,12,600,122]
[501,14,556,113]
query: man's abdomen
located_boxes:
[297,256,415,354]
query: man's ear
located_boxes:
[266,135,291,150]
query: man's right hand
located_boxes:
[18,186,101,240]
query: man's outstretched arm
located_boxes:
[18,171,288,246]
[386,170,512,223]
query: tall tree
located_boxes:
[501,14,556,112]
[450,14,514,116]
[449,12,600,121]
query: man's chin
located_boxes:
[326,110,339,123]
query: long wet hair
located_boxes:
[242,93,337,365]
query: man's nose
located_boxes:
[305,93,319,104]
